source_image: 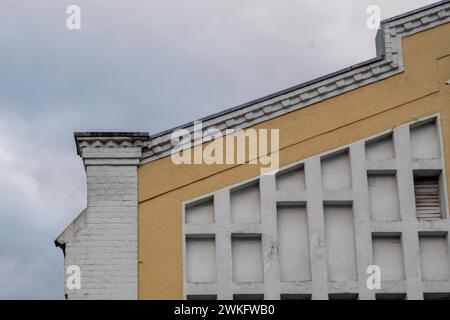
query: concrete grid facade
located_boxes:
[183,115,450,300]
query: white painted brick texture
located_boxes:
[56,135,148,299]
[63,163,139,300]
[65,165,137,299]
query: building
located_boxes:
[55,1,450,300]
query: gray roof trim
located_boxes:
[74,132,149,138]
[138,0,450,164]
[146,31,386,141]
[380,0,449,23]
[149,57,384,140]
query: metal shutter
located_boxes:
[414,176,441,219]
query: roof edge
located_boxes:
[146,1,449,143]
[68,1,449,164]
[381,0,450,23]
[74,132,149,138]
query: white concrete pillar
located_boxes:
[305,157,328,299]
[260,174,280,299]
[215,189,233,300]
[350,142,375,300]
[394,125,423,300]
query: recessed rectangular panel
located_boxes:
[375,293,406,300]
[187,295,217,300]
[368,174,400,221]
[328,293,359,300]
[231,184,261,223]
[280,294,311,300]
[372,236,405,281]
[419,235,449,280]
[423,293,450,300]
[410,121,440,159]
[185,198,215,224]
[232,236,263,283]
[324,206,357,281]
[276,167,306,191]
[233,294,264,300]
[277,206,311,281]
[186,238,216,283]
[366,135,395,160]
[321,152,352,191]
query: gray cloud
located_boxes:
[0,0,437,298]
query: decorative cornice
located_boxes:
[140,0,450,164]
[74,132,150,157]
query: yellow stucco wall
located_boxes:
[137,22,450,299]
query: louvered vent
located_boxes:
[414,176,441,219]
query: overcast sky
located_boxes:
[0,0,438,299]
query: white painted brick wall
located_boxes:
[63,164,138,299]
[57,136,147,300]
